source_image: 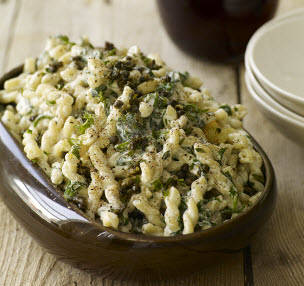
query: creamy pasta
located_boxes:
[0,35,265,236]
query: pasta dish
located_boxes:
[0,36,265,236]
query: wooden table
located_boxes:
[0,0,303,285]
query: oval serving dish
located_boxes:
[0,66,277,281]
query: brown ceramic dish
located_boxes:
[0,66,276,281]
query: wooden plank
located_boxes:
[0,0,19,73]
[0,0,243,285]
[276,0,304,15]
[240,2,304,285]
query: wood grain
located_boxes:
[0,0,243,285]
[0,0,19,74]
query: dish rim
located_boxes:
[245,62,304,123]
[245,71,304,130]
[0,65,275,243]
[246,13,304,105]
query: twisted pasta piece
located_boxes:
[161,127,180,168]
[133,194,164,228]
[164,186,181,236]
[41,118,63,154]
[88,143,122,209]
[182,176,207,235]
[96,86,133,148]
[182,197,198,235]
[62,152,85,183]
[87,172,104,217]
[97,209,119,229]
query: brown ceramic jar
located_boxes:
[157,0,279,63]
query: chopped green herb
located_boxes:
[25,108,33,116]
[218,147,227,162]
[220,104,232,116]
[163,188,169,197]
[195,148,204,153]
[77,112,94,134]
[71,144,80,159]
[157,81,175,97]
[116,113,146,141]
[56,35,75,46]
[68,138,80,146]
[229,185,237,196]
[141,55,161,70]
[57,35,69,43]
[26,129,32,134]
[91,85,115,115]
[64,181,86,200]
[91,85,107,98]
[229,186,239,212]
[152,179,163,192]
[179,71,190,85]
[107,48,116,56]
[47,100,56,105]
[115,141,130,152]
[184,104,207,128]
[33,115,53,127]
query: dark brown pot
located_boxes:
[0,66,276,281]
[157,0,278,63]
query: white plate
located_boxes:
[246,65,304,123]
[246,11,304,111]
[245,49,304,117]
[245,72,304,143]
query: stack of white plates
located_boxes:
[245,8,304,143]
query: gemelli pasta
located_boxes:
[0,36,265,236]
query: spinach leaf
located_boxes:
[220,104,232,116]
[91,85,114,115]
[116,113,146,141]
[184,104,207,128]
